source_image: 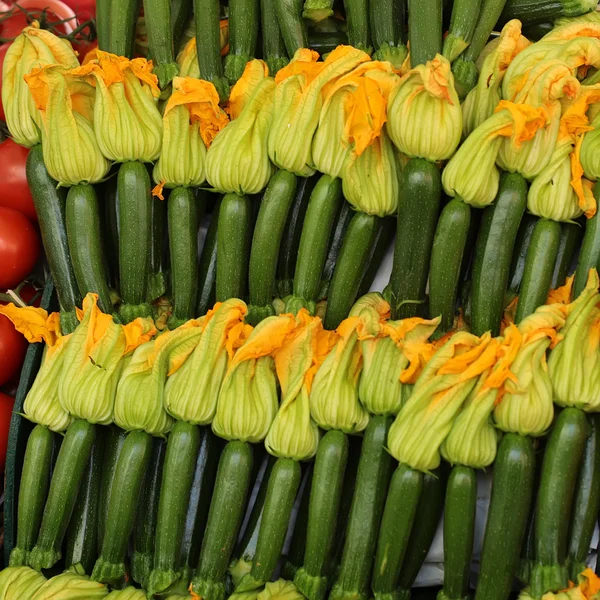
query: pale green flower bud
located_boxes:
[0,566,46,600]
[33,572,108,599]
[106,588,147,599]
[581,113,600,181]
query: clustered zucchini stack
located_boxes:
[2,0,600,598]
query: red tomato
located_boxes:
[59,0,94,21]
[0,206,40,289]
[0,42,10,121]
[0,391,15,471]
[12,0,77,34]
[0,139,36,220]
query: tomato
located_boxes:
[0,392,14,471]
[60,0,94,21]
[0,42,9,121]
[0,206,40,289]
[11,0,76,33]
[0,139,36,220]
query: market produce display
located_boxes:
[1,0,600,599]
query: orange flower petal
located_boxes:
[0,303,61,346]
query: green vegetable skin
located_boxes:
[574,184,600,298]
[225,0,260,83]
[407,0,442,66]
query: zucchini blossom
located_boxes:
[176,37,201,79]
[164,299,249,423]
[442,101,547,207]
[24,64,110,186]
[2,23,78,147]
[548,270,600,411]
[462,20,531,137]
[152,77,229,198]
[205,60,275,195]
[581,111,600,181]
[213,314,299,443]
[113,321,207,435]
[0,303,71,431]
[106,588,147,599]
[58,293,156,425]
[0,566,46,599]
[71,51,163,163]
[229,580,305,600]
[387,331,499,472]
[265,310,337,460]
[544,12,600,41]
[387,55,462,162]
[33,570,108,599]
[494,304,566,437]
[268,46,370,176]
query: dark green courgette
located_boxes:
[261,0,289,75]
[343,0,370,51]
[308,32,350,55]
[148,189,168,304]
[407,0,443,66]
[551,222,582,290]
[108,0,140,57]
[101,174,120,289]
[197,199,221,317]
[370,0,406,66]
[508,213,537,295]
[225,0,260,83]
[574,186,600,298]
[275,0,309,56]
[442,0,482,62]
[96,0,112,51]
[357,217,396,298]
[143,0,179,87]
[501,0,595,25]
[171,0,193,52]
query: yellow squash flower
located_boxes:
[2,24,79,147]
[72,51,163,163]
[543,12,600,42]
[205,60,275,195]
[443,101,547,207]
[581,111,600,181]
[0,566,46,599]
[176,36,201,79]
[105,588,147,599]
[268,46,370,176]
[387,55,462,162]
[153,77,229,196]
[228,580,305,600]
[32,571,108,599]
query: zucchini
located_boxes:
[193,0,230,101]
[132,438,166,587]
[501,0,596,25]
[320,201,353,300]
[442,0,482,62]
[508,214,537,295]
[108,0,140,57]
[143,0,179,87]
[370,0,406,63]
[96,0,112,50]
[407,0,442,66]
[248,170,298,324]
[216,193,253,303]
[261,0,289,75]
[237,458,302,590]
[372,464,423,600]
[324,213,381,330]
[439,466,478,600]
[64,436,104,574]
[102,174,120,289]
[148,189,168,303]
[192,441,254,600]
[567,415,600,581]
[275,0,309,56]
[28,420,96,571]
[475,434,535,600]
[330,415,395,600]
[168,187,200,326]
[9,425,54,567]
[308,32,349,55]
[390,158,441,319]
[197,199,220,317]
[65,184,113,315]
[92,430,153,584]
[294,430,349,600]
[118,161,153,322]
[459,207,483,285]
[471,172,527,336]
[531,409,589,597]
[290,175,343,313]
[515,219,562,324]
[148,422,201,595]
[26,145,81,333]
[552,222,582,290]
[225,0,260,83]
[343,0,370,51]
[171,0,193,51]
[357,217,396,298]
[574,187,600,298]
[429,199,471,333]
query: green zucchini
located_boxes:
[501,0,596,25]
[118,161,153,322]
[471,173,527,336]
[372,464,423,600]
[357,217,396,298]
[574,186,600,298]
[148,189,168,304]
[475,434,535,600]
[26,145,81,333]
[102,174,120,289]
[108,0,140,57]
[96,0,112,51]
[294,430,349,600]
[407,0,442,66]
[442,0,482,62]
[439,466,477,600]
[148,423,201,595]
[193,0,230,101]
[289,175,343,314]
[343,0,370,51]
[143,0,179,87]
[9,425,54,567]
[192,441,254,600]
[552,222,582,290]
[508,214,537,295]
[308,32,350,55]
[330,415,395,600]
[64,436,104,574]
[515,219,562,324]
[459,207,483,285]
[531,409,589,597]
[168,187,200,327]
[171,0,193,52]
[225,0,260,83]
[324,213,381,330]
[65,184,113,315]
[132,438,166,587]
[275,0,309,56]
[567,415,600,581]
[197,199,220,317]
[261,0,289,74]
[216,193,253,303]
[370,0,406,65]
[28,420,96,571]
[92,430,153,584]
[248,170,298,324]
[390,158,441,319]
[429,199,471,334]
